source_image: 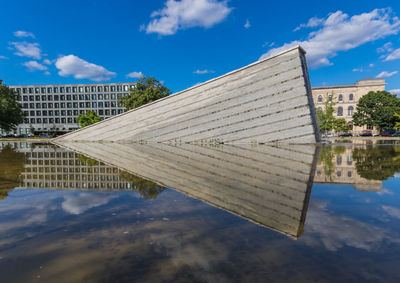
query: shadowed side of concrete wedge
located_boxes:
[53,46,320,144]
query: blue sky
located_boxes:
[1,0,400,94]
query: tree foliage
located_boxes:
[76,110,101,128]
[0,80,24,132]
[119,171,165,200]
[316,94,337,133]
[0,145,26,200]
[352,91,400,131]
[353,145,400,180]
[119,76,171,110]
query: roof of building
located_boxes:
[312,78,386,90]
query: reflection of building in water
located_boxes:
[54,141,319,239]
[1,142,132,190]
[314,145,382,191]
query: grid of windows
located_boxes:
[8,83,135,133]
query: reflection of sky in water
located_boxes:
[1,143,400,282]
[1,182,400,282]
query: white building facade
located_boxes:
[5,82,136,135]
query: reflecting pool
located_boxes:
[1,141,400,282]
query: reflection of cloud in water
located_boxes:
[302,200,388,251]
[382,205,400,219]
[62,192,118,215]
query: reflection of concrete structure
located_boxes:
[312,79,386,134]
[55,46,320,144]
[314,145,382,191]
[0,142,131,190]
[54,141,319,238]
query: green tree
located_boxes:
[353,91,400,131]
[119,76,171,110]
[334,118,351,133]
[119,171,165,200]
[0,80,24,132]
[316,93,337,133]
[76,110,101,128]
[0,145,26,200]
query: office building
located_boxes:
[4,82,136,135]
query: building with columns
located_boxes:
[312,78,386,134]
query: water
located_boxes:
[1,141,400,282]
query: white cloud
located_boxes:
[260,9,400,68]
[382,205,400,219]
[193,69,215,74]
[126,71,144,78]
[369,63,374,67]
[55,55,116,81]
[294,16,324,31]
[390,89,400,95]
[352,68,363,72]
[22,60,48,71]
[377,41,393,53]
[376,70,398,78]
[144,0,232,35]
[244,19,250,29]
[42,59,52,65]
[62,192,117,215]
[44,71,51,76]
[0,55,9,60]
[384,48,400,61]
[14,30,35,38]
[10,41,42,59]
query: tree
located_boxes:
[334,118,351,133]
[0,80,24,132]
[119,76,171,110]
[316,93,337,133]
[353,91,400,131]
[0,145,26,200]
[119,171,165,199]
[76,110,101,128]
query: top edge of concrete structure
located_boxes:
[53,45,307,142]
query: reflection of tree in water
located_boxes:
[120,171,165,200]
[353,145,400,181]
[318,146,346,181]
[78,154,99,167]
[0,145,26,200]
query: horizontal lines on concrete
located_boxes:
[56,47,317,144]
[56,142,317,236]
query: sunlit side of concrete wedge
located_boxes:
[54,46,320,144]
[53,142,319,238]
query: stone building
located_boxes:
[312,79,386,134]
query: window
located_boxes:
[41,87,46,93]
[29,88,33,94]
[54,95,59,101]
[42,103,47,108]
[92,102,97,108]
[47,95,53,101]
[85,94,90,100]
[48,103,53,108]
[42,110,47,116]
[328,94,332,101]
[66,87,71,93]
[111,93,116,99]
[98,94,103,99]
[79,87,83,93]
[347,155,352,165]
[111,86,115,92]
[337,106,343,116]
[60,87,65,93]
[92,94,97,100]
[66,95,71,101]
[23,88,27,94]
[337,170,341,177]
[72,87,77,93]
[104,86,109,92]
[91,86,96,92]
[47,87,52,93]
[338,94,343,101]
[35,95,40,101]
[36,111,41,116]
[60,95,65,101]
[36,103,41,108]
[97,86,103,92]
[85,86,90,92]
[54,87,58,93]
[23,96,28,101]
[349,93,354,101]
[336,155,342,165]
[348,106,354,116]
[347,171,352,177]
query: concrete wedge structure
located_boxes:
[54,46,319,144]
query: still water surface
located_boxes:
[0,141,400,282]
